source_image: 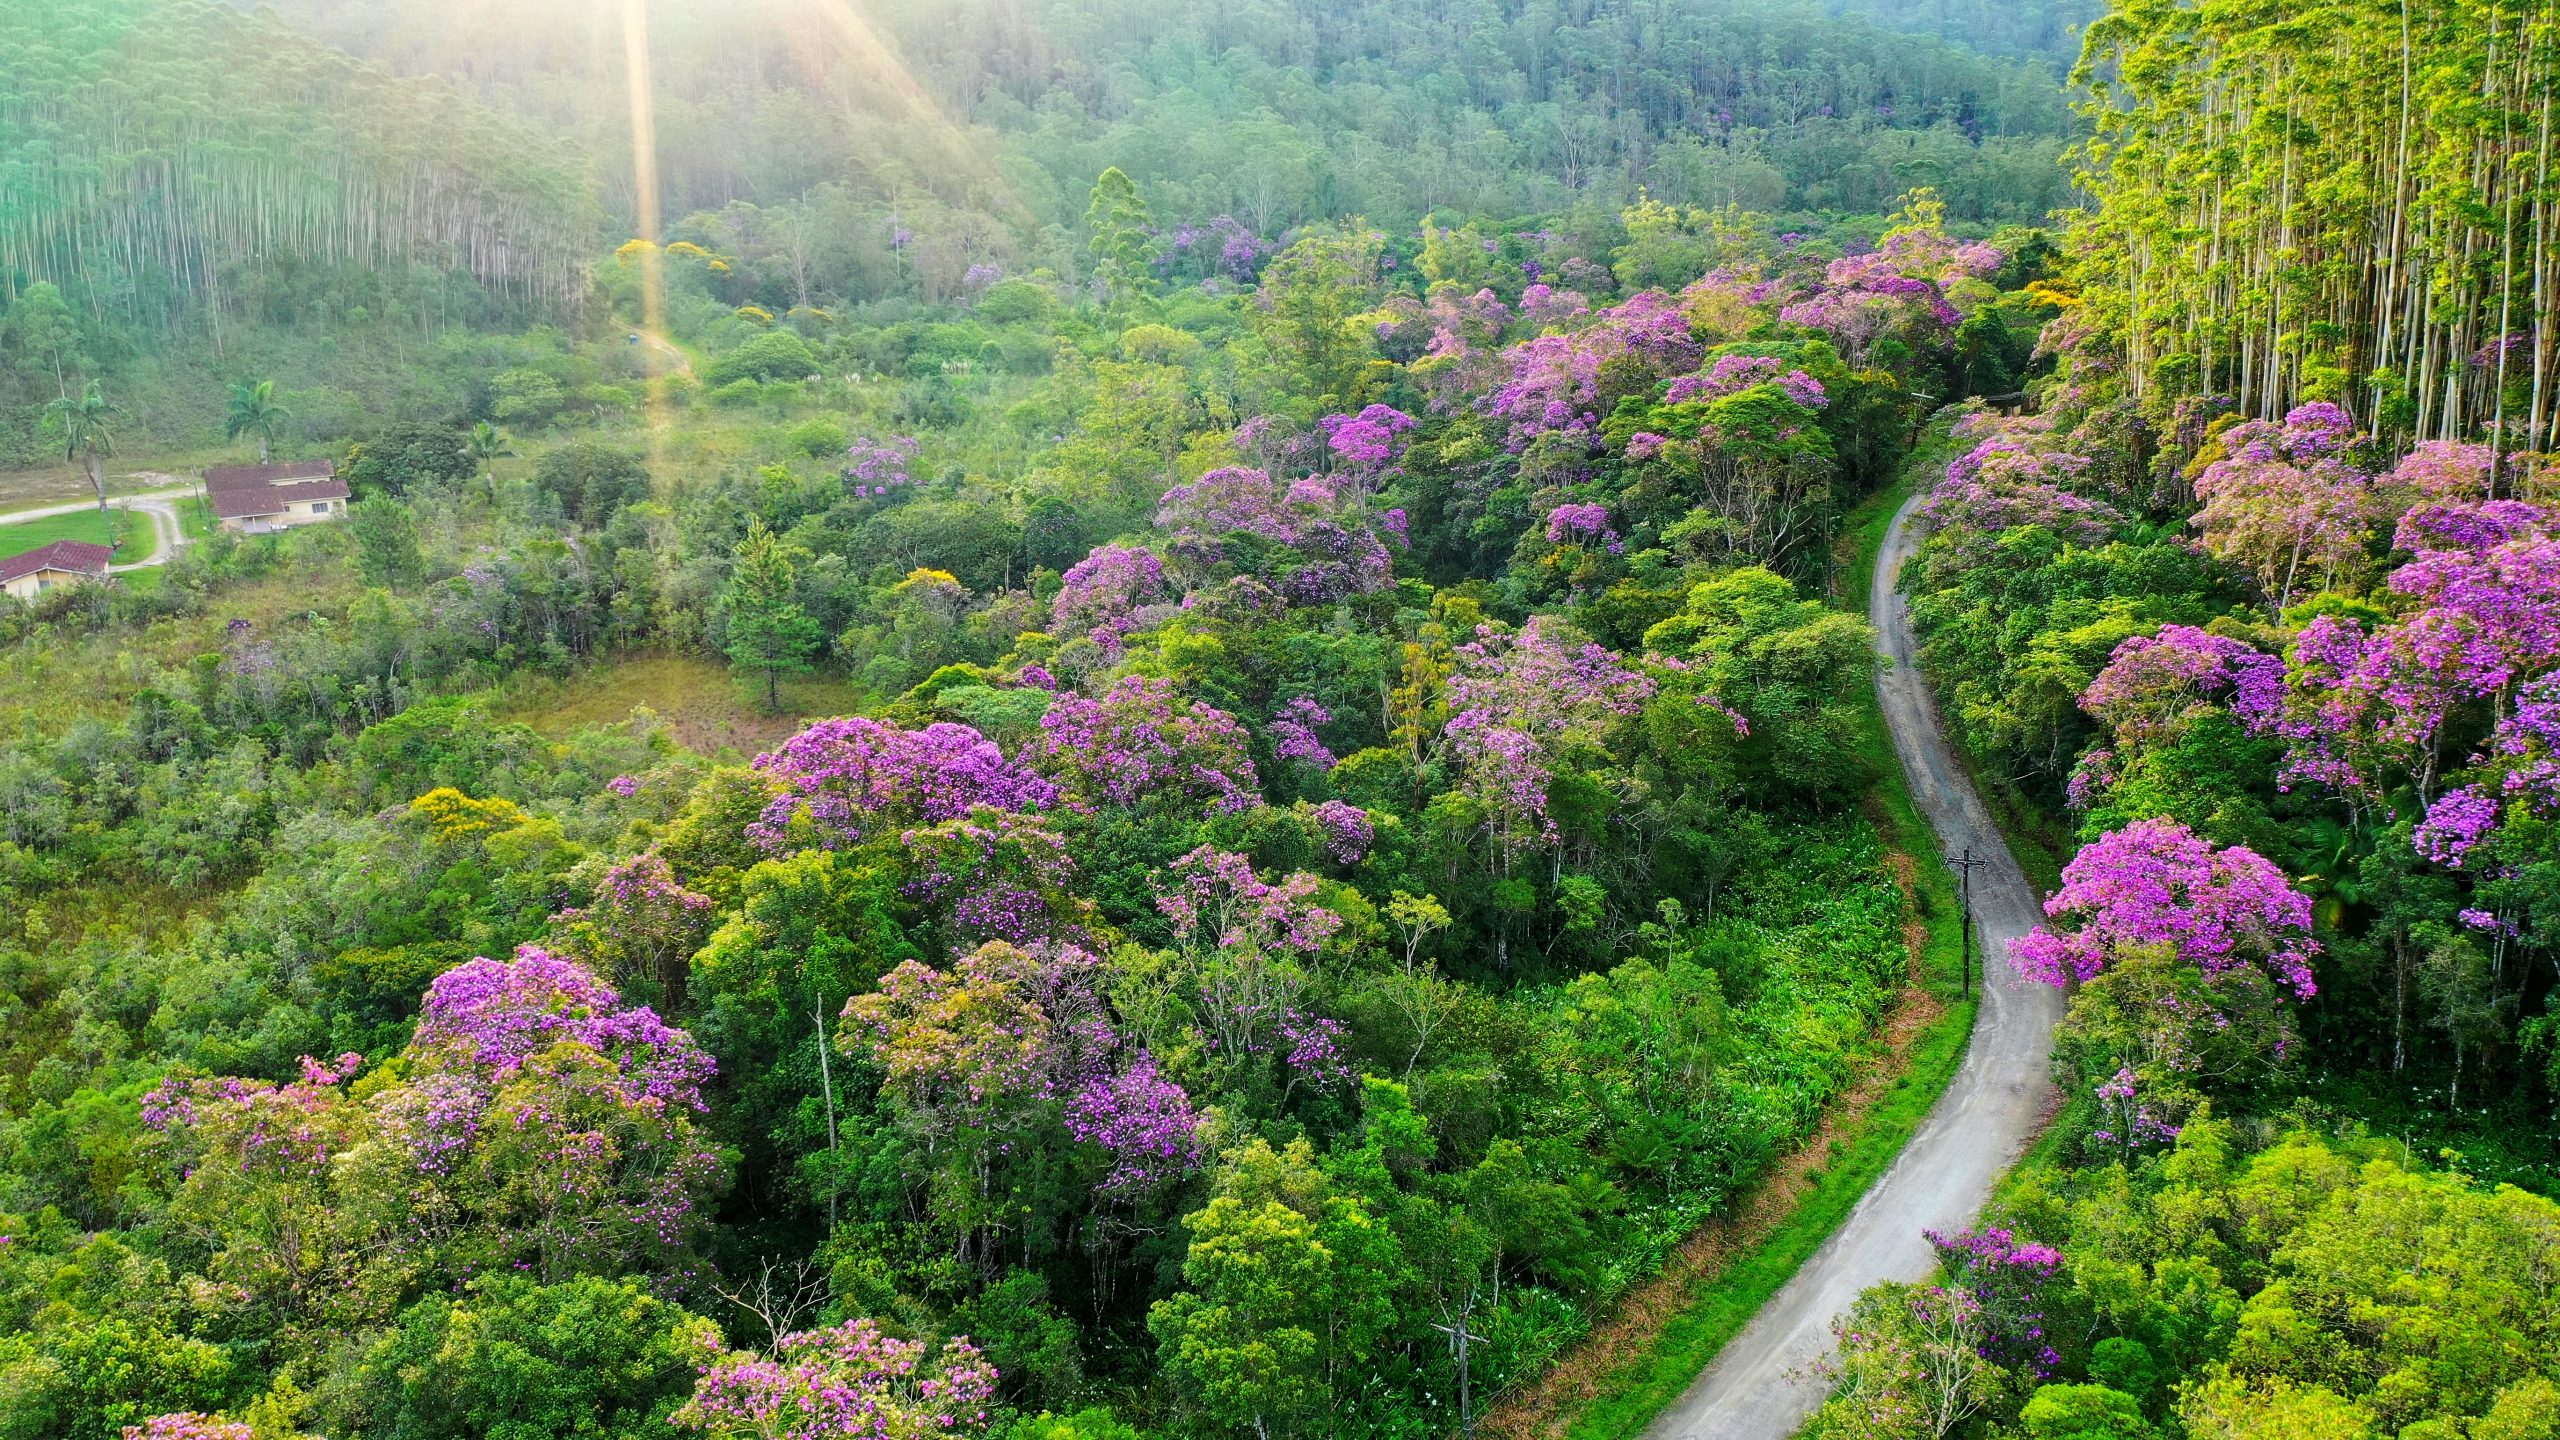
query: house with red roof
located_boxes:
[204,460,350,534]
[1,539,115,602]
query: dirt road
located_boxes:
[1644,493,2062,1440]
[0,478,196,572]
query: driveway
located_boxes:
[0,475,196,572]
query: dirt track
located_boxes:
[1643,493,2062,1440]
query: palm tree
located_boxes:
[225,379,291,464]
[45,381,116,513]
[467,421,518,501]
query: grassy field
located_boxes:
[0,505,158,562]
[1488,451,1989,1440]
[488,651,870,759]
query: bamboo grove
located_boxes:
[2069,0,2560,450]
[0,0,597,329]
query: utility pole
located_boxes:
[1949,846,1986,1001]
[1431,1292,1483,1440]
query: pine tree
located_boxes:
[721,520,822,712]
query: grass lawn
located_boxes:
[0,506,159,563]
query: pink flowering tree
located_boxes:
[2079,625,2285,747]
[2010,818,2318,998]
[2268,529,2560,802]
[122,1418,254,1440]
[2413,676,2560,871]
[2190,403,2382,612]
[1918,433,2122,570]
[1029,675,1262,817]
[672,1319,998,1440]
[750,717,1056,852]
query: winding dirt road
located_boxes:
[1644,493,2063,1440]
[0,480,195,572]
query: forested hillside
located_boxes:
[3,0,2558,1437]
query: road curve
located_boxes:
[1645,492,2063,1440]
[0,482,194,573]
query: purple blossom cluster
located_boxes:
[2092,1065,2182,1150]
[1926,1226,2061,1376]
[1481,291,1702,451]
[1156,466,1395,603]
[751,717,1055,851]
[1443,618,1656,851]
[2270,525,2560,800]
[2191,404,2383,608]
[2412,677,2560,867]
[1155,845,1343,957]
[1031,675,1262,816]
[842,434,919,499]
[1320,403,1419,472]
[1050,544,1168,656]
[1310,799,1375,864]
[1270,696,1337,771]
[673,1319,997,1440]
[122,1417,254,1440]
[1545,502,1614,544]
[1064,1050,1206,1196]
[1920,431,2120,550]
[414,946,716,1110]
[901,811,1083,947]
[1163,214,1270,282]
[2010,818,2319,999]
[1517,282,1591,325]
[2080,625,2285,744]
[1665,353,1828,409]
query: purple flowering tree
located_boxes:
[2079,625,2285,746]
[1064,1049,1208,1197]
[1481,290,1703,451]
[1030,675,1262,817]
[2191,403,2382,612]
[1154,466,1396,603]
[672,1319,997,1440]
[2011,817,2319,998]
[1050,544,1168,658]
[897,810,1094,950]
[1269,696,1337,772]
[1307,799,1375,864]
[121,1418,254,1440]
[1155,846,1344,1085]
[1440,617,1656,867]
[750,717,1056,851]
[1318,403,1419,477]
[1925,1228,2062,1376]
[552,848,716,1007]
[144,948,727,1319]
